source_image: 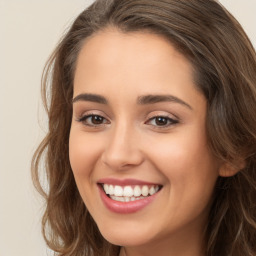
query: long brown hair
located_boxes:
[32,0,256,255]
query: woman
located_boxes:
[32,0,256,255]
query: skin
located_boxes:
[69,28,224,256]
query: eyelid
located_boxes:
[146,116,178,125]
[147,110,178,119]
[145,112,179,129]
[75,111,110,127]
[74,110,180,129]
[75,109,108,120]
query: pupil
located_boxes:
[156,117,167,126]
[92,116,103,124]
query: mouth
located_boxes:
[97,178,163,213]
[100,183,162,202]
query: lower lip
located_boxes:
[98,185,159,214]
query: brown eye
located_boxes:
[146,116,178,128]
[91,115,104,124]
[155,117,169,126]
[78,114,109,126]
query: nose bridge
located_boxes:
[101,118,143,169]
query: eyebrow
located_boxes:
[72,93,192,110]
[72,93,108,104]
[137,94,192,110]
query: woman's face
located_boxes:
[69,28,221,253]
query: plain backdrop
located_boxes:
[0,1,255,256]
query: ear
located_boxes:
[219,159,246,177]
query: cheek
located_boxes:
[69,128,103,180]
[147,133,219,227]
[147,128,219,195]
[69,127,105,209]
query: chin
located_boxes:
[98,223,154,247]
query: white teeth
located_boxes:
[134,185,141,197]
[114,185,123,196]
[109,185,114,195]
[149,186,156,195]
[103,184,109,194]
[103,184,160,199]
[141,185,149,196]
[123,186,133,197]
[110,195,148,202]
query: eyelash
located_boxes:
[77,114,179,129]
[77,114,110,127]
[146,115,179,128]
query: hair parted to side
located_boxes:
[32,0,256,255]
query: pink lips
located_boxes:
[97,178,161,214]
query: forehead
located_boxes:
[73,28,205,111]
[77,28,193,73]
[77,28,185,64]
[75,29,193,83]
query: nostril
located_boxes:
[101,152,144,170]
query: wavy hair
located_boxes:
[32,0,256,255]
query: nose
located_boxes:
[101,123,144,170]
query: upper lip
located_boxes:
[97,178,162,186]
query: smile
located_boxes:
[102,184,161,202]
[97,179,162,214]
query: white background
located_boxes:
[0,1,255,256]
